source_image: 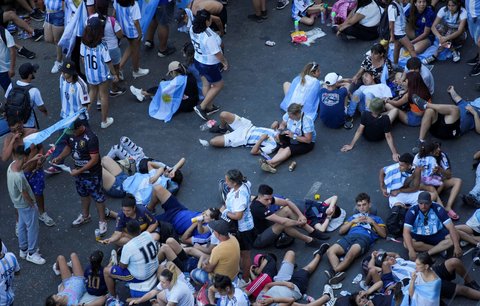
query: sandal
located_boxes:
[447,209,459,221]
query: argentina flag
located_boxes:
[58,2,87,57]
[280,75,321,121]
[138,0,160,37]
[149,75,188,122]
[23,109,86,148]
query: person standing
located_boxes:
[0,26,16,93]
[0,238,21,305]
[6,145,46,265]
[52,118,109,236]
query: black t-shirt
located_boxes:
[251,197,280,234]
[361,111,392,142]
[262,254,278,278]
[178,73,199,112]
[67,128,101,176]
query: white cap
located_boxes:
[166,61,181,75]
[324,72,343,86]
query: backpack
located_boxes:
[386,205,407,238]
[378,1,400,41]
[5,83,33,124]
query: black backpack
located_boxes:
[5,83,33,124]
[386,205,407,238]
[378,1,400,41]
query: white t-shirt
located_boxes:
[103,17,122,50]
[224,181,254,232]
[388,1,406,36]
[466,209,480,234]
[156,280,194,306]
[189,27,222,65]
[436,6,467,29]
[0,30,15,73]
[357,1,382,27]
[357,83,393,99]
[5,81,45,128]
[120,231,159,281]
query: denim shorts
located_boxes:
[105,172,127,198]
[108,47,121,65]
[194,60,223,83]
[25,170,45,196]
[407,111,423,127]
[155,1,174,25]
[75,174,106,202]
[46,11,65,27]
[337,233,371,255]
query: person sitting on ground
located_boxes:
[405,0,436,54]
[100,195,159,246]
[260,103,315,174]
[350,43,393,91]
[334,0,382,41]
[462,150,480,208]
[291,0,327,26]
[456,208,480,247]
[404,57,434,95]
[342,98,400,162]
[208,274,250,305]
[256,247,329,305]
[318,72,350,129]
[280,62,322,121]
[325,193,386,285]
[403,192,462,261]
[402,252,441,306]
[209,111,279,156]
[250,184,328,249]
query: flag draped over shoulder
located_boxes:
[400,275,441,306]
[280,75,321,121]
[58,2,87,57]
[149,75,188,122]
[23,109,86,148]
[138,0,160,37]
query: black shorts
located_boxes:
[237,228,255,251]
[432,262,455,282]
[253,227,279,249]
[280,141,315,156]
[290,269,309,295]
[430,114,461,140]
[440,280,457,297]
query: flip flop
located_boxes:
[448,209,460,221]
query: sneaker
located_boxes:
[132,67,149,79]
[343,121,353,129]
[466,280,480,291]
[96,101,102,110]
[412,94,428,111]
[412,139,424,154]
[261,10,268,19]
[120,136,144,157]
[105,207,111,218]
[157,46,176,57]
[194,105,209,120]
[26,252,46,265]
[462,194,480,208]
[206,105,220,115]
[130,86,145,102]
[15,222,19,237]
[19,249,27,259]
[359,280,369,291]
[305,238,321,248]
[32,29,44,42]
[276,0,289,9]
[110,250,118,266]
[467,54,479,65]
[260,159,277,174]
[324,269,334,279]
[101,117,114,129]
[38,212,56,227]
[452,50,461,63]
[323,284,334,300]
[209,124,228,134]
[109,88,127,97]
[471,63,480,77]
[51,61,62,73]
[30,9,45,21]
[309,230,329,240]
[144,40,154,49]
[329,271,346,285]
[72,214,91,227]
[422,55,436,65]
[247,14,264,23]
[17,47,36,59]
[52,262,61,276]
[313,243,330,257]
[98,221,107,236]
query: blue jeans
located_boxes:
[469,163,480,201]
[347,91,374,117]
[18,205,40,254]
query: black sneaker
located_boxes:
[17,47,36,59]
[194,105,208,120]
[466,280,480,291]
[471,63,480,77]
[412,139,424,154]
[276,0,289,9]
[313,243,330,257]
[261,10,268,19]
[32,29,44,42]
[309,230,329,240]
[109,88,127,97]
[305,238,321,248]
[462,194,480,208]
[209,124,228,134]
[247,14,264,23]
[467,54,479,66]
[412,94,428,111]
[329,271,345,285]
[30,9,45,21]
[144,40,154,49]
[206,104,220,115]
[157,46,176,58]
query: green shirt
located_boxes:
[7,162,34,209]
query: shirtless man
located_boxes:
[179,0,227,35]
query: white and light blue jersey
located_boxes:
[120,231,159,281]
[436,6,467,29]
[404,203,451,236]
[383,163,413,193]
[413,155,438,179]
[245,127,278,155]
[466,0,480,18]
[44,0,63,11]
[189,27,222,65]
[217,287,250,306]
[282,112,316,142]
[80,42,111,85]
[59,75,90,119]
[225,181,254,232]
[0,253,20,306]
[113,0,141,39]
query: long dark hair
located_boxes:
[192,9,211,34]
[89,250,104,276]
[418,141,435,158]
[407,71,431,102]
[182,42,195,66]
[82,23,104,47]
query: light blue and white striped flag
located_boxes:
[380,63,389,84]
[149,75,188,122]
[23,109,86,148]
[58,2,87,57]
[138,0,160,38]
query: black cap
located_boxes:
[19,63,39,79]
[209,219,230,236]
[60,60,77,75]
[418,191,432,204]
[175,9,187,26]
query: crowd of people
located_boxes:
[2,0,480,305]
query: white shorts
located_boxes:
[224,115,253,148]
[388,191,422,208]
[79,293,103,304]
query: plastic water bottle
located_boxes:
[331,11,337,26]
[294,20,299,32]
[199,119,217,131]
[320,10,325,24]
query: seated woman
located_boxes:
[79,251,108,306]
[334,0,382,41]
[280,62,322,121]
[292,0,326,26]
[422,0,467,64]
[209,274,250,305]
[402,252,441,306]
[405,0,436,54]
[260,103,315,174]
[350,43,393,91]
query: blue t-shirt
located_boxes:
[173,210,200,234]
[115,205,156,232]
[405,6,435,37]
[84,265,108,296]
[319,87,348,129]
[346,213,385,243]
[404,203,451,236]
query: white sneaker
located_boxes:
[15,222,18,237]
[19,249,27,259]
[51,61,62,73]
[129,86,145,102]
[26,252,46,265]
[72,214,91,227]
[132,68,149,79]
[110,250,118,266]
[39,212,56,226]
[452,50,461,63]
[99,221,107,235]
[52,262,61,275]
[101,117,114,129]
